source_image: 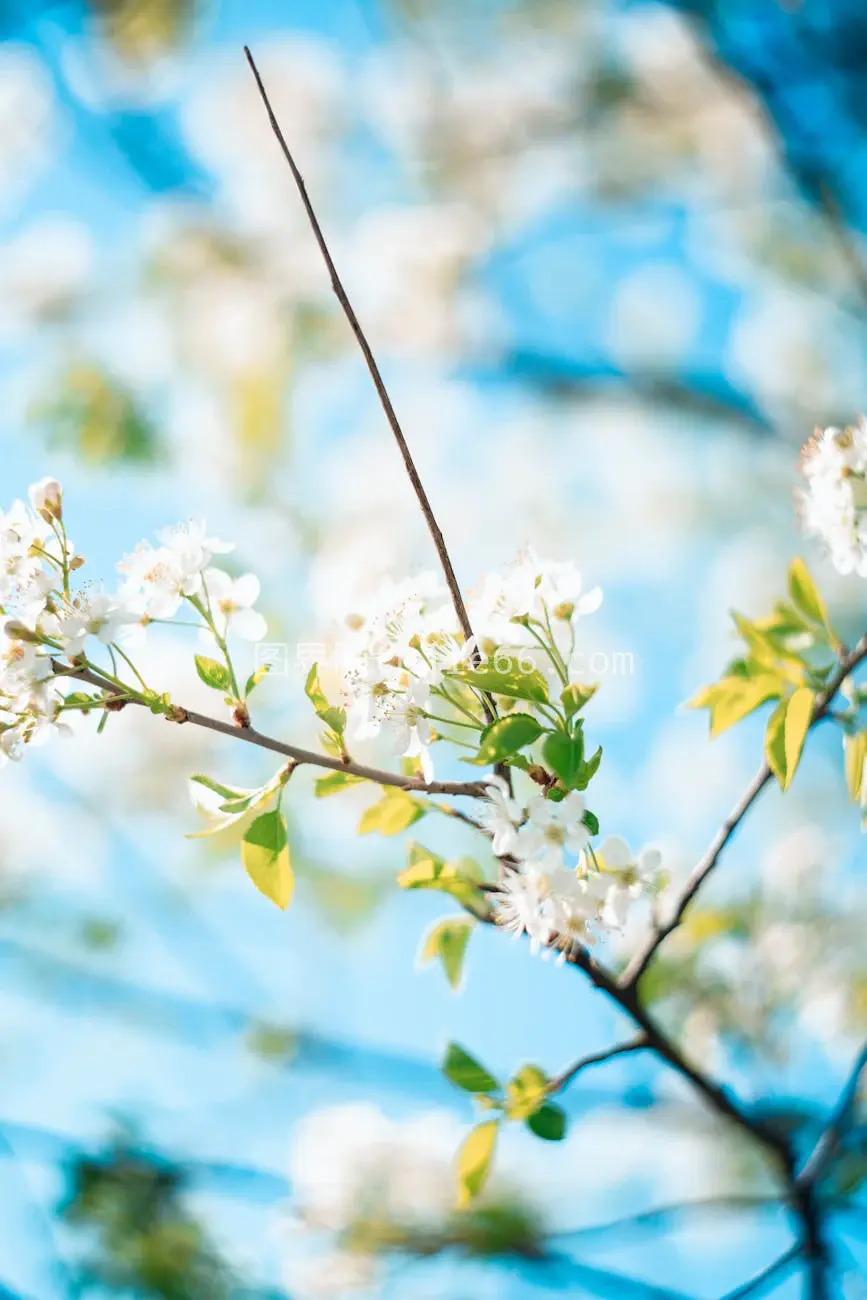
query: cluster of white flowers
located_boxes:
[798,421,867,576]
[0,478,268,767]
[482,776,660,955]
[339,548,603,774]
[470,545,603,646]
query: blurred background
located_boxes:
[2,0,867,1295]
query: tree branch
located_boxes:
[621,633,867,988]
[719,1244,801,1300]
[52,660,487,799]
[243,46,481,664]
[549,1034,649,1095]
[478,904,795,1175]
[549,1195,782,1245]
[798,1039,867,1188]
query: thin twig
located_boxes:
[549,1034,649,1094]
[52,661,487,799]
[718,1245,802,1300]
[798,1039,867,1188]
[621,634,867,987]
[480,906,795,1174]
[243,46,482,666]
[548,1195,782,1244]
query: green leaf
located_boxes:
[465,714,542,765]
[64,691,100,714]
[561,682,598,718]
[527,1103,567,1142]
[195,655,231,692]
[456,660,550,704]
[420,917,474,989]
[789,558,834,637]
[358,789,427,836]
[542,730,584,789]
[765,699,788,787]
[304,663,346,737]
[245,664,270,697]
[443,1042,499,1094]
[505,1064,549,1120]
[398,845,487,911]
[456,1120,499,1208]
[844,732,867,805]
[581,746,603,788]
[582,809,600,836]
[783,687,815,790]
[314,770,365,797]
[241,811,294,910]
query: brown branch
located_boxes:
[549,1034,649,1095]
[52,660,487,799]
[620,633,867,988]
[479,901,794,1175]
[243,46,481,664]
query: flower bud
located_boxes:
[4,620,42,644]
[69,555,86,571]
[29,477,63,522]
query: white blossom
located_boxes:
[117,542,198,619]
[589,836,662,930]
[495,861,596,955]
[798,422,867,576]
[118,519,232,619]
[45,591,139,658]
[469,546,603,643]
[203,568,267,641]
[514,791,590,870]
[476,775,522,856]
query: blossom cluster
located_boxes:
[482,776,661,954]
[798,421,867,577]
[339,546,602,774]
[0,478,267,767]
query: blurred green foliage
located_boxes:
[60,1135,237,1298]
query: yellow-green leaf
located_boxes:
[561,682,598,717]
[505,1064,550,1120]
[789,558,834,640]
[844,732,867,805]
[456,1121,499,1208]
[692,674,783,738]
[304,663,346,737]
[241,811,294,910]
[783,688,815,790]
[765,698,788,786]
[398,845,486,912]
[420,917,475,989]
[314,770,365,797]
[358,789,427,836]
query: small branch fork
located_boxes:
[621,632,867,988]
